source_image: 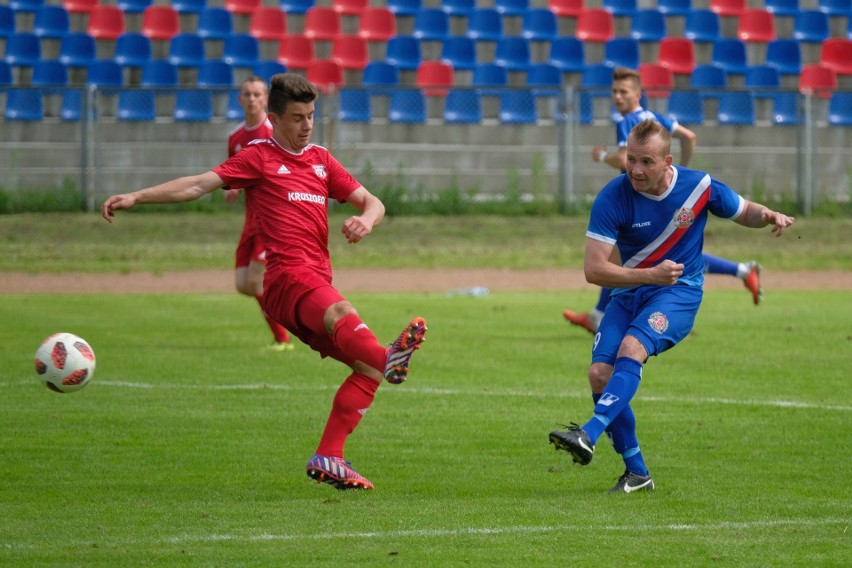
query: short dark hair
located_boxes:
[268,73,319,115]
[612,67,641,89]
[629,119,671,155]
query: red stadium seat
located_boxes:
[737,9,776,43]
[88,5,125,40]
[576,9,614,42]
[820,38,852,76]
[549,0,584,18]
[416,60,454,96]
[141,5,180,41]
[306,59,344,92]
[332,35,368,69]
[224,0,261,16]
[331,0,368,16]
[304,7,341,41]
[249,7,287,41]
[278,34,315,69]
[799,63,837,98]
[639,62,674,98]
[63,0,97,14]
[358,7,396,42]
[658,37,695,75]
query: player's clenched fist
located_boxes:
[101,194,137,222]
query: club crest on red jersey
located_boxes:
[648,311,669,334]
[673,207,695,228]
[312,164,327,179]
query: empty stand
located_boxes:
[603,37,639,69]
[718,91,754,124]
[709,0,746,17]
[63,0,98,14]
[32,60,68,87]
[576,8,614,42]
[444,88,482,123]
[800,63,837,98]
[549,36,585,73]
[772,91,799,125]
[658,37,695,75]
[358,7,396,42]
[254,60,286,83]
[362,61,400,89]
[280,0,316,16]
[118,89,155,121]
[416,60,454,96]
[198,59,234,88]
[685,9,721,42]
[196,7,233,40]
[87,59,124,87]
[224,0,261,16]
[332,0,368,16]
[820,38,852,76]
[549,0,584,18]
[142,5,180,41]
[5,32,42,67]
[386,0,422,17]
[828,91,852,126]
[277,34,314,70]
[249,7,287,41]
[494,0,530,18]
[58,32,96,68]
[737,9,776,43]
[332,35,368,69]
[793,10,830,42]
[385,35,421,71]
[521,8,558,42]
[712,38,748,76]
[5,89,43,121]
[527,62,562,96]
[303,7,341,41]
[413,8,450,41]
[494,36,531,71]
[441,36,477,70]
[630,9,666,42]
[499,89,536,123]
[466,9,504,42]
[766,38,801,75]
[88,5,125,41]
[174,89,213,121]
[33,5,70,39]
[115,33,152,67]
[639,62,674,97]
[338,87,371,122]
[223,33,260,68]
[168,33,205,69]
[667,90,704,124]
[388,88,426,123]
[306,59,343,92]
[118,0,153,14]
[0,5,14,38]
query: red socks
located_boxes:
[332,313,387,372]
[255,295,290,343]
[316,372,379,457]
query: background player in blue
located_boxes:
[549,120,794,493]
[563,67,762,335]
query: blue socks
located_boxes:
[703,253,739,276]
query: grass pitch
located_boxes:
[0,290,849,566]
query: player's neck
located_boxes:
[245,113,266,128]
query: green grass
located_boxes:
[1,212,851,272]
[1,291,849,566]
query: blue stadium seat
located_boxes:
[494,0,529,17]
[118,0,152,14]
[338,88,371,122]
[603,0,637,17]
[712,38,748,75]
[413,8,449,41]
[818,0,852,17]
[744,64,780,97]
[9,1,45,12]
[667,90,704,124]
[253,60,286,83]
[197,7,233,40]
[472,62,508,95]
[526,62,562,97]
[499,89,536,124]
[141,60,178,86]
[603,37,639,69]
[765,39,801,75]
[5,32,42,67]
[444,88,482,123]
[174,89,213,121]
[685,9,720,43]
[521,8,558,42]
[5,89,44,121]
[764,0,799,17]
[168,34,205,69]
[198,59,234,87]
[793,10,830,42]
[226,89,242,120]
[362,60,400,91]
[60,88,83,121]
[657,0,692,16]
[386,0,421,17]
[772,91,799,125]
[441,0,475,18]
[58,32,96,68]
[718,91,754,125]
[114,33,152,68]
[32,60,68,87]
[495,37,531,71]
[549,37,585,73]
[441,36,476,70]
[223,34,260,68]
[0,5,15,38]
[118,89,155,121]
[0,61,12,85]
[280,0,316,15]
[172,0,208,15]
[630,9,666,42]
[33,5,70,39]
[828,91,852,126]
[386,36,422,71]
[691,64,727,101]
[580,63,615,124]
[388,88,426,123]
[87,59,123,88]
[467,8,503,42]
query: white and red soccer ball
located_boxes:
[34,333,96,393]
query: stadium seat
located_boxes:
[441,36,477,70]
[766,39,801,75]
[141,59,178,86]
[5,32,42,67]
[280,0,315,15]
[549,0,585,19]
[793,10,830,42]
[772,91,798,125]
[549,36,585,73]
[0,5,14,38]
[172,0,207,15]
[8,0,44,11]
[416,60,453,96]
[253,60,286,82]
[658,37,695,75]
[32,60,68,87]
[828,91,852,126]
[226,89,242,120]
[198,59,234,87]
[58,32,96,68]
[603,37,640,69]
[118,0,153,14]
[115,33,152,67]
[5,89,44,121]
[737,9,776,43]
[174,89,213,121]
[576,8,614,42]
[691,62,727,90]
[442,0,475,18]
[388,88,426,122]
[223,33,260,68]
[385,35,421,71]
[87,59,123,87]
[712,38,748,75]
[744,64,780,93]
[467,9,504,42]
[357,7,396,42]
[306,59,343,92]
[494,0,530,17]
[522,8,558,42]
[603,0,637,17]
[303,7,341,41]
[709,0,745,17]
[413,8,450,41]
[764,0,799,17]
[386,0,421,17]
[277,34,314,70]
[820,38,852,76]
[88,5,125,41]
[717,91,754,124]
[657,0,691,16]
[444,88,482,123]
[818,0,852,17]
[332,35,368,69]
[472,62,508,94]
[332,0,368,16]
[639,62,674,97]
[338,88,371,121]
[526,62,562,96]
[799,63,837,98]
[168,33,205,68]
[197,7,233,40]
[362,60,400,89]
[0,61,13,85]
[580,62,614,123]
[685,9,721,42]
[60,88,83,121]
[494,37,531,71]
[667,90,704,124]
[630,10,666,42]
[249,7,287,41]
[224,0,261,15]
[63,0,98,14]
[141,5,180,41]
[33,5,70,39]
[499,89,537,124]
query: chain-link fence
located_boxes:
[0,84,849,213]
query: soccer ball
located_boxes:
[34,333,96,393]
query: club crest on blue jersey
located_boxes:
[648,311,669,334]
[312,164,327,179]
[673,207,695,228]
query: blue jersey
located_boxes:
[616,107,677,149]
[587,166,745,292]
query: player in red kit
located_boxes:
[102,74,427,491]
[225,76,293,351]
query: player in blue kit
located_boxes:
[563,67,762,335]
[549,120,794,493]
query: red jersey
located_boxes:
[227,118,273,158]
[213,140,361,282]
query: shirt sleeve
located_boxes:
[325,151,362,203]
[586,178,624,245]
[708,177,746,220]
[213,145,264,190]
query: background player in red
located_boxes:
[102,73,427,491]
[225,76,293,351]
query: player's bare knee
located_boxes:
[323,300,357,333]
[588,363,613,392]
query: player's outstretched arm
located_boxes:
[585,238,684,288]
[341,186,385,244]
[102,172,225,223]
[734,201,795,236]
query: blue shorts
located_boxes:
[592,284,703,365]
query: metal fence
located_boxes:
[0,85,850,214]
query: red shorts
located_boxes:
[262,268,355,367]
[234,221,266,269]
